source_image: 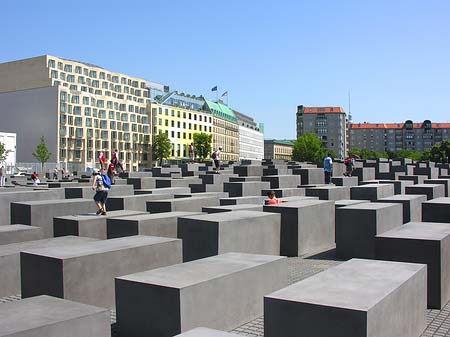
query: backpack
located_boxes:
[101,174,112,188]
[211,151,217,160]
[344,158,351,165]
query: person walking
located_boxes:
[98,151,106,169]
[107,162,115,185]
[188,142,195,163]
[323,153,333,184]
[0,167,5,187]
[212,146,222,174]
[91,168,110,215]
[53,167,59,180]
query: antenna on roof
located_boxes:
[348,89,352,122]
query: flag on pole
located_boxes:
[221,91,228,97]
[211,86,217,92]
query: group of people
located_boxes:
[323,153,359,184]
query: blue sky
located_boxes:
[1,0,449,138]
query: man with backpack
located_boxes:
[91,168,111,215]
[212,146,222,174]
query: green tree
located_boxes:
[153,133,171,166]
[0,142,11,164]
[292,133,326,164]
[32,136,52,171]
[193,132,212,161]
[394,149,422,161]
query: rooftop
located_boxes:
[350,122,450,129]
[299,106,345,114]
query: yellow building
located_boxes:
[264,139,293,160]
[0,55,153,171]
[150,92,213,160]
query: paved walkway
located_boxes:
[232,256,450,337]
[3,254,450,336]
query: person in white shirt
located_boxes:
[212,146,222,174]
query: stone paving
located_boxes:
[3,253,450,336]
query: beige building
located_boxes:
[264,139,293,160]
[0,55,153,171]
[204,99,239,161]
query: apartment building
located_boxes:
[296,105,347,158]
[150,92,213,160]
[349,120,450,153]
[204,99,240,161]
[234,110,264,160]
[264,139,293,160]
[0,55,153,171]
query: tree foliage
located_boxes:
[153,133,172,166]
[0,142,11,164]
[349,147,387,160]
[292,133,326,164]
[192,132,212,161]
[32,136,52,170]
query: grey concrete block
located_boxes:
[425,178,450,197]
[11,199,97,237]
[414,167,439,179]
[127,177,157,190]
[178,211,281,262]
[106,211,201,239]
[422,197,450,223]
[405,183,445,200]
[336,202,403,259]
[291,168,324,185]
[378,179,414,194]
[156,177,202,188]
[305,186,350,201]
[223,181,271,197]
[220,196,266,205]
[147,196,220,213]
[21,235,182,308]
[263,199,335,257]
[65,184,133,199]
[0,295,111,337]
[174,192,229,199]
[331,176,359,187]
[0,224,44,245]
[350,183,395,201]
[134,187,190,195]
[233,165,264,176]
[229,176,261,182]
[106,193,174,211]
[0,236,96,297]
[261,188,305,198]
[377,194,427,223]
[335,199,370,208]
[352,167,376,183]
[174,327,241,337]
[53,210,147,239]
[264,258,427,337]
[202,204,263,213]
[375,222,450,309]
[261,175,301,189]
[399,175,427,184]
[0,189,65,225]
[116,253,288,337]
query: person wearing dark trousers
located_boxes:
[323,153,333,184]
